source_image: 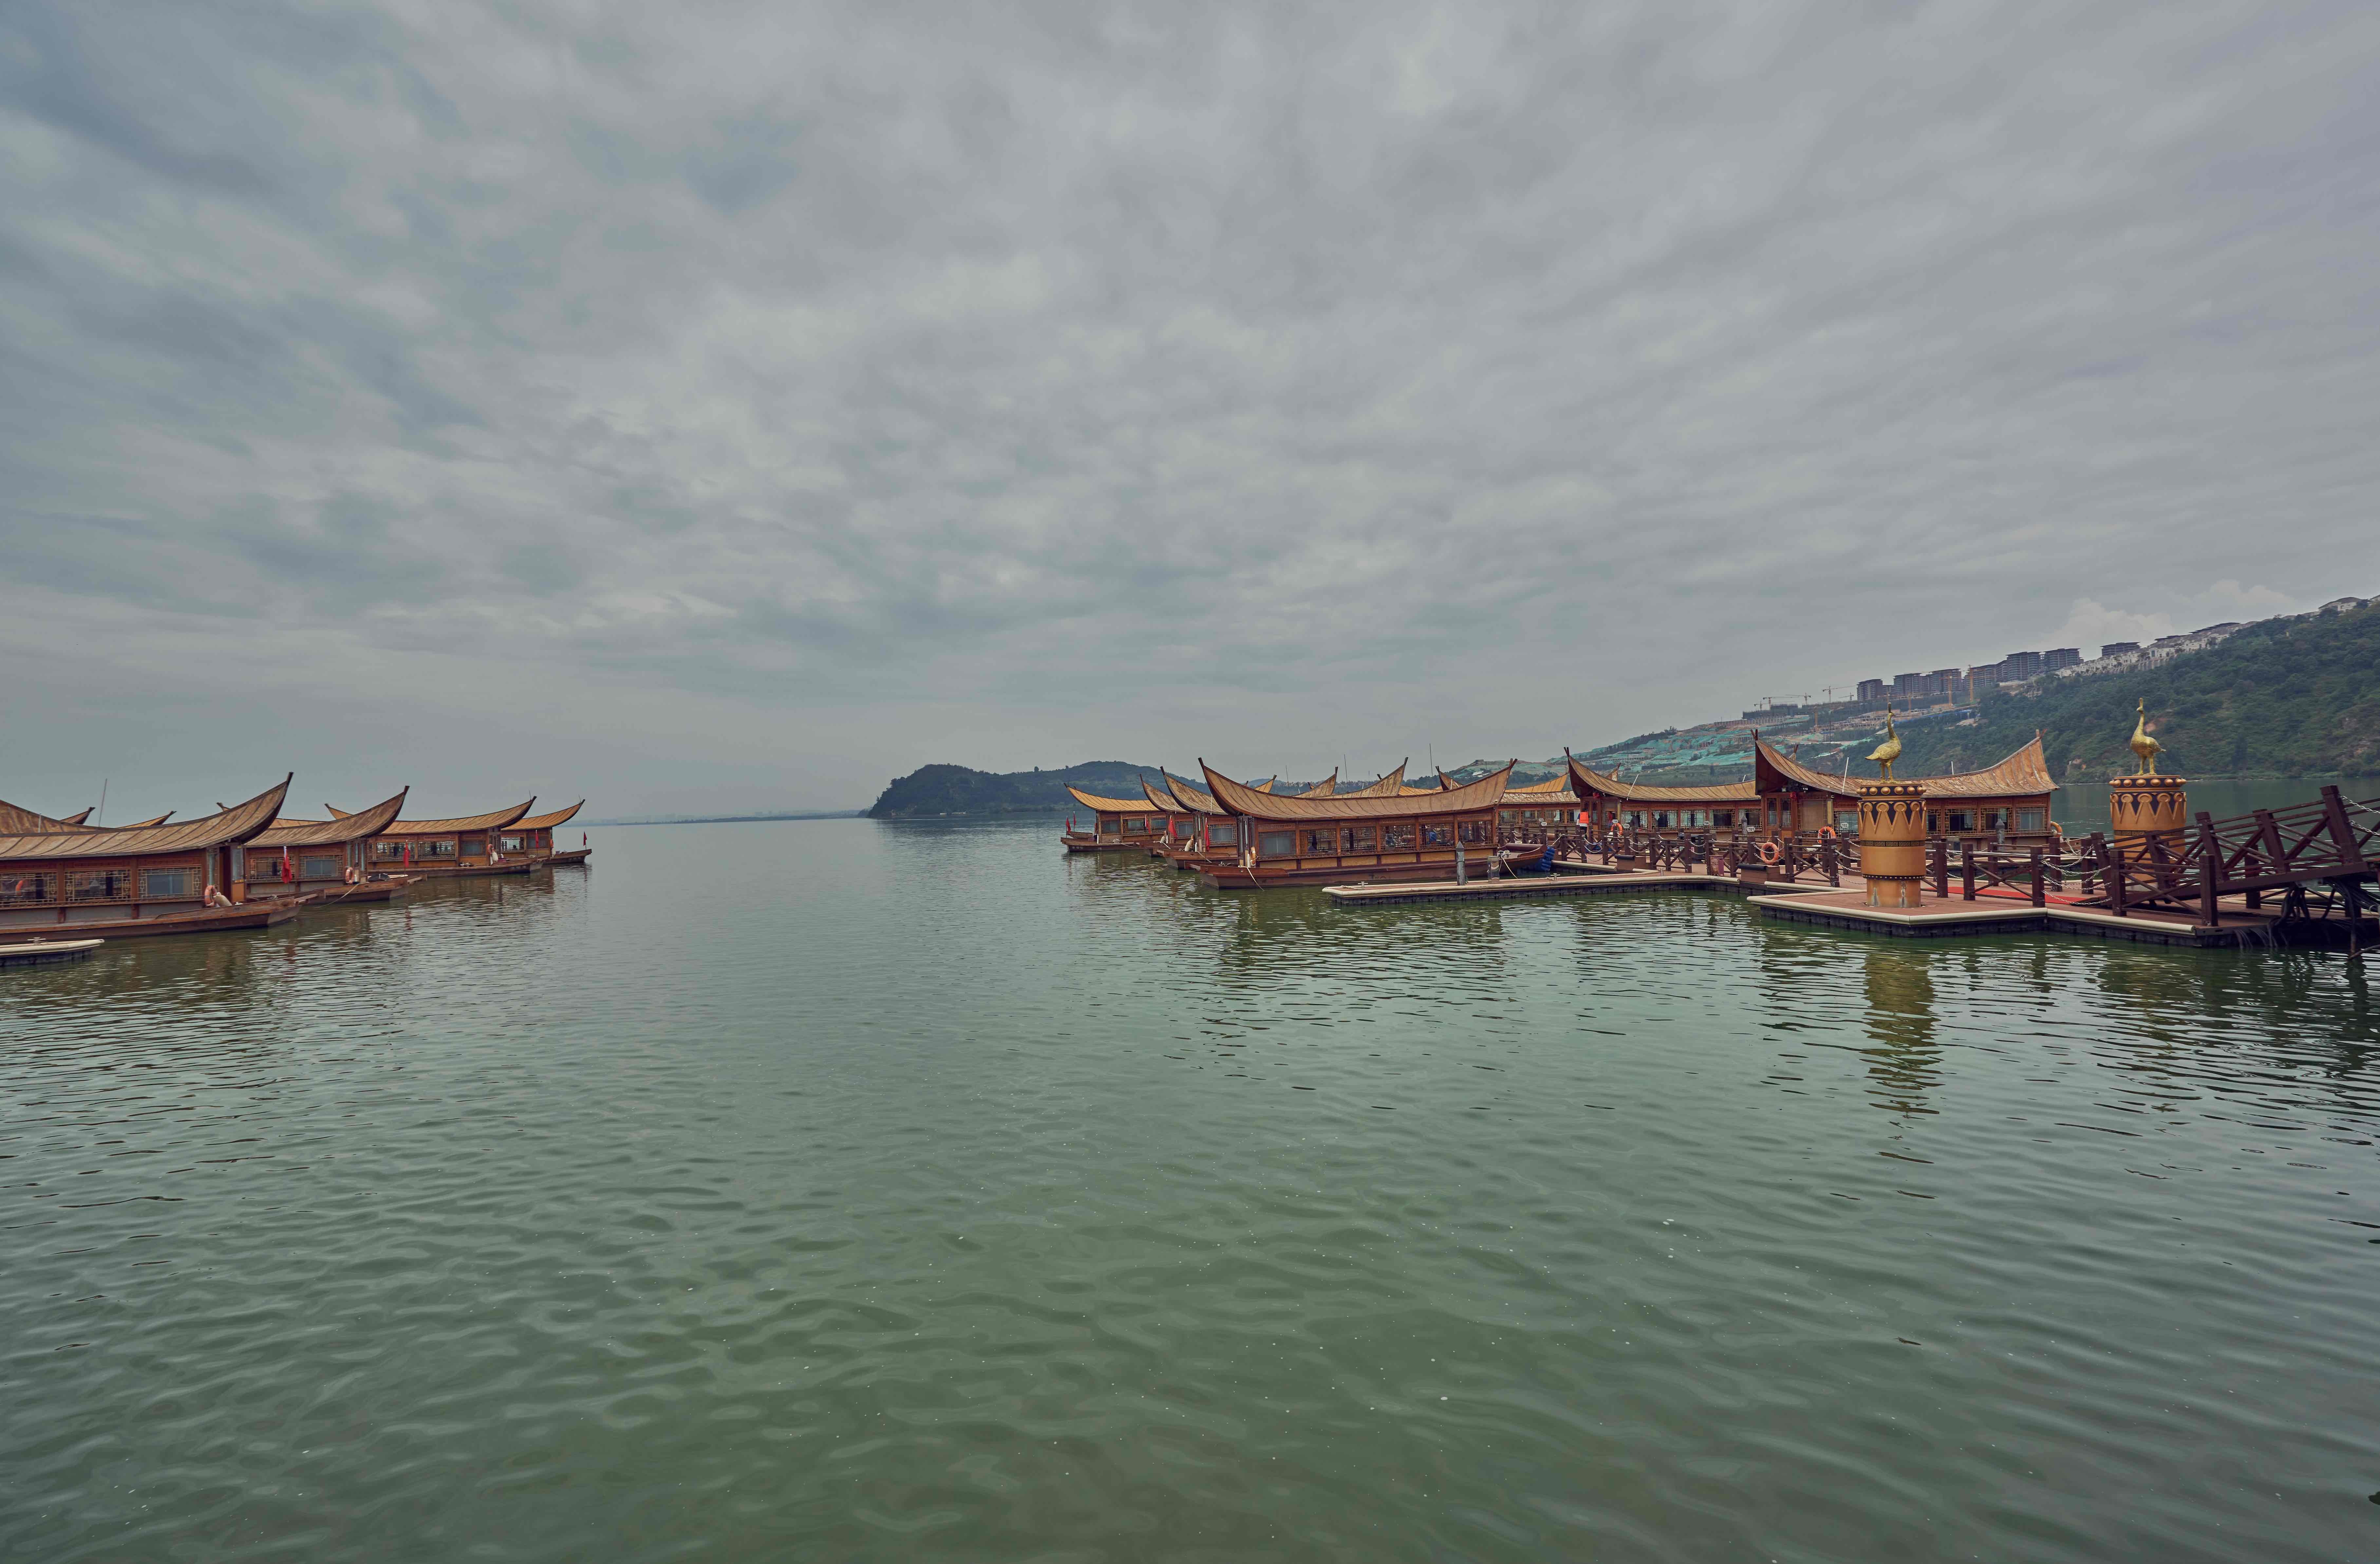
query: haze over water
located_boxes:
[5,817,2377,1561]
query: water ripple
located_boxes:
[3,820,2377,1561]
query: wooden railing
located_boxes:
[1924,785,2378,935]
[1511,786,2377,938]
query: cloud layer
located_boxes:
[4,2,2376,811]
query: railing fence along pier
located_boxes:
[1509,784,2376,948]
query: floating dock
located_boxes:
[1747,886,2274,947]
[0,938,104,968]
[1325,861,2309,947]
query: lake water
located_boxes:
[4,816,2377,1562]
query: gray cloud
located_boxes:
[3,1,2377,811]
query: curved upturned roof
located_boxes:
[252,789,410,849]
[120,812,174,829]
[1753,734,2055,799]
[0,777,292,862]
[1502,775,1579,806]
[1141,778,1188,814]
[515,800,585,831]
[1160,773,1224,813]
[1565,755,1757,804]
[0,800,94,833]
[1334,762,1409,798]
[1201,759,1516,820]
[336,798,536,836]
[1295,770,1339,798]
[1066,785,1158,813]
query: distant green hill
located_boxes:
[867,603,2375,814]
[1891,600,2380,781]
[866,761,1169,818]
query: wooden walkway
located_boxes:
[1748,886,2277,947]
[1324,856,2301,947]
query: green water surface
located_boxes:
[3,816,2376,1561]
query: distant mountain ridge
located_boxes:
[868,598,2378,814]
[1892,597,2380,781]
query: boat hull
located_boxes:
[1062,834,1147,854]
[394,861,536,879]
[0,901,305,939]
[1198,860,1472,891]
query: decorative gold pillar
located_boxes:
[1859,781,1928,908]
[2112,699,2187,861]
[2111,776,2189,860]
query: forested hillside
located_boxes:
[1891,601,2380,780]
[866,760,1169,818]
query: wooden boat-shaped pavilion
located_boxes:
[1565,734,2058,845]
[508,801,589,866]
[330,797,540,877]
[1062,786,1170,852]
[0,777,303,939]
[246,789,412,903]
[1194,760,1515,888]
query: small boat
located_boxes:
[1496,843,1555,875]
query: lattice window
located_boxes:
[140,868,197,900]
[65,870,133,903]
[0,872,53,906]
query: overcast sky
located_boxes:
[3,2,2375,818]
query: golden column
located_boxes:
[2111,698,2188,860]
[1858,711,1928,909]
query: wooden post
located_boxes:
[1931,838,1948,900]
[2105,835,2127,917]
[2319,785,2363,865]
[2030,847,2045,907]
[1960,840,1976,901]
[1823,835,1839,888]
[2196,811,2223,927]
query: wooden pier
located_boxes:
[1325,850,2329,947]
[1746,886,2274,946]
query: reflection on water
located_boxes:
[1862,945,1941,1116]
[4,818,2379,1563]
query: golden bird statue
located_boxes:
[1867,709,1903,780]
[2129,698,2163,776]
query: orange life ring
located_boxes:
[1818,824,1837,840]
[1757,840,1782,866]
